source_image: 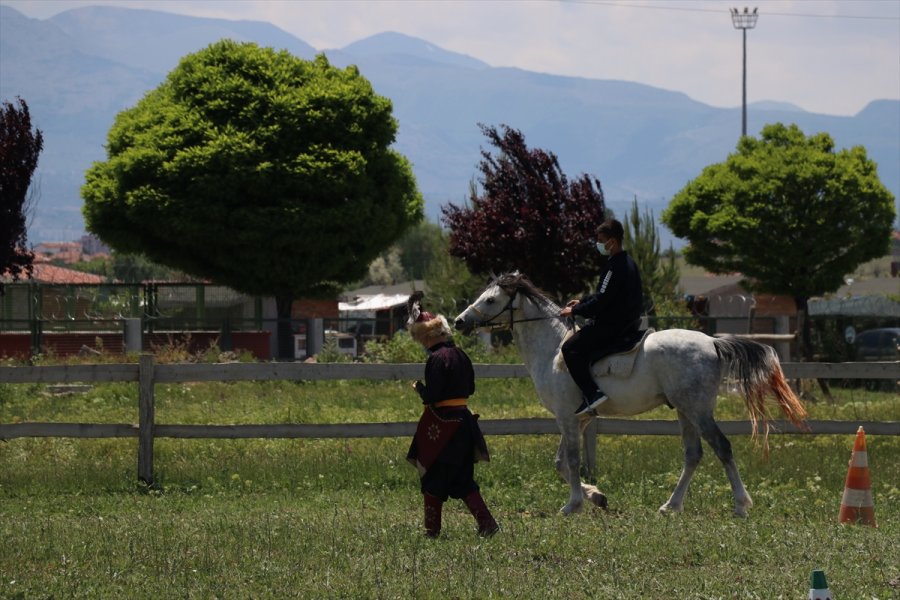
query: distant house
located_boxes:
[32,242,84,264]
[27,261,106,285]
[79,234,110,256]
[31,236,110,264]
[338,280,427,338]
[2,257,105,285]
[697,281,796,335]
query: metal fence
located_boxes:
[2,282,898,361]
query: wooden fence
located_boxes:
[1,357,898,485]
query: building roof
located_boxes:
[338,280,429,313]
[339,293,411,313]
[681,273,898,298]
[339,280,428,301]
[2,261,105,285]
[808,295,900,317]
[680,274,744,296]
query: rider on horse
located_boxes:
[559,218,644,415]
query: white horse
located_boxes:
[454,272,807,517]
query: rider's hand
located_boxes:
[566,299,579,307]
[559,306,573,317]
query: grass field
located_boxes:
[1,377,898,599]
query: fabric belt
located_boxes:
[434,398,468,408]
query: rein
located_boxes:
[465,289,567,332]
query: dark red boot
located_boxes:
[424,493,443,538]
[464,490,499,537]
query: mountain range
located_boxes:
[1,4,898,248]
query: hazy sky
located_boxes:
[3,0,899,116]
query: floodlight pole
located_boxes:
[731,7,759,138]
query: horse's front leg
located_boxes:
[555,419,585,515]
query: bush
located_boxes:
[361,329,522,364]
[361,331,423,363]
[315,336,353,363]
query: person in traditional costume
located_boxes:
[405,291,499,538]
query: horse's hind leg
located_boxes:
[659,410,703,515]
[697,415,753,517]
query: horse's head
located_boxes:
[453,272,533,334]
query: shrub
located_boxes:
[361,329,521,364]
[361,331,423,363]
[315,336,353,363]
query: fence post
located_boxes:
[138,353,155,486]
[124,318,142,353]
[775,315,791,361]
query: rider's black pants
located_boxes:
[561,323,624,398]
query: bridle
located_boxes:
[464,287,566,332]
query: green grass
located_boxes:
[1,379,899,599]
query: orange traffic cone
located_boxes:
[838,426,876,527]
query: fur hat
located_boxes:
[406,291,451,345]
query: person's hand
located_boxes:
[566,299,579,307]
[559,306,573,317]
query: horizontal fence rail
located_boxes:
[6,419,899,441]
[1,358,898,485]
[3,360,898,384]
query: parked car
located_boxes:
[853,327,900,361]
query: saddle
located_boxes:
[588,326,654,379]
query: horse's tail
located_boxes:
[713,337,808,445]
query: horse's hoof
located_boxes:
[560,502,583,515]
[733,508,750,518]
[658,503,683,515]
[587,490,608,510]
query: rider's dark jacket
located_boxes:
[572,251,643,327]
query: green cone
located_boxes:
[810,569,829,589]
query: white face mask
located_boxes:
[596,241,610,256]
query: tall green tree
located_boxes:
[1,97,43,293]
[395,220,445,280]
[623,197,682,317]
[82,41,423,357]
[662,123,895,357]
[423,229,484,318]
[442,124,606,301]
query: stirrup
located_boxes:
[575,391,608,415]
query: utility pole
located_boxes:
[731,7,759,138]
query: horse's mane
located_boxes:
[493,272,560,314]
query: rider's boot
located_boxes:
[575,389,609,415]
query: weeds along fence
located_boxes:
[1,357,898,486]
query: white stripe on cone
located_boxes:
[841,487,874,507]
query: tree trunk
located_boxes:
[795,295,833,402]
[275,295,295,361]
[795,296,813,362]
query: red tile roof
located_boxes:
[2,262,105,284]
